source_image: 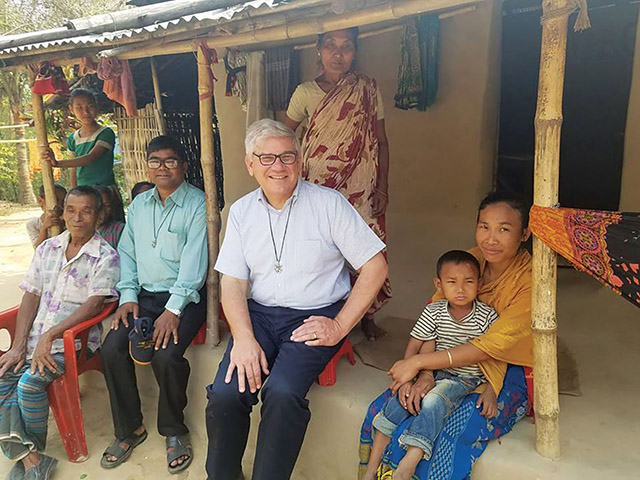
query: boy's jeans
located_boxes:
[373,371,483,459]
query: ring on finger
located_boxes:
[313,332,318,340]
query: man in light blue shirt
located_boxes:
[100,136,207,474]
[206,119,388,480]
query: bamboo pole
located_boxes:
[197,47,221,346]
[150,57,166,135]
[532,0,575,459]
[110,0,480,59]
[28,70,61,236]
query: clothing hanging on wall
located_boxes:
[97,58,137,116]
[394,14,440,111]
[265,45,299,111]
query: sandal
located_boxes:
[23,455,57,480]
[166,434,193,474]
[100,429,148,469]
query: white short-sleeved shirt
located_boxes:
[19,231,120,359]
[215,180,385,309]
[287,80,385,124]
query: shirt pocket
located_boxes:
[294,239,324,273]
[160,231,186,263]
[62,283,89,305]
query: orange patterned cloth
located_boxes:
[530,205,640,307]
[302,72,391,315]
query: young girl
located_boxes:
[42,88,117,188]
[95,185,125,249]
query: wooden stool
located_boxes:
[317,339,356,386]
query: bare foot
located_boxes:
[361,317,387,341]
[393,468,412,480]
[362,469,377,480]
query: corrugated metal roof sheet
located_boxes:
[0,0,279,56]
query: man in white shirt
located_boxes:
[206,119,388,480]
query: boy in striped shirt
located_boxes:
[363,250,499,480]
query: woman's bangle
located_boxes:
[375,188,388,197]
[446,350,453,367]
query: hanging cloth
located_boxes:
[97,58,137,116]
[245,51,271,127]
[265,46,299,111]
[32,61,70,96]
[224,49,248,110]
[394,14,440,111]
[530,205,640,308]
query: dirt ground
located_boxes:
[0,208,638,479]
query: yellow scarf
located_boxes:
[433,247,533,394]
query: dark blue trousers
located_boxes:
[205,299,344,480]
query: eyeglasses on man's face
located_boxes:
[147,158,182,169]
[252,152,298,166]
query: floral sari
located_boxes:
[302,72,391,314]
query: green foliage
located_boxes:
[0,143,19,202]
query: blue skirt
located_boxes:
[358,365,529,479]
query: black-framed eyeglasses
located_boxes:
[252,152,298,166]
[147,158,181,169]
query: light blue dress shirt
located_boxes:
[215,180,385,310]
[117,181,208,311]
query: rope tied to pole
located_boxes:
[540,0,591,32]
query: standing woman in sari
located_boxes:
[285,27,392,341]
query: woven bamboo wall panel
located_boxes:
[114,103,160,194]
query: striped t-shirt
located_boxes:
[410,299,498,378]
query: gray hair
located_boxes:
[245,119,300,155]
[65,186,103,212]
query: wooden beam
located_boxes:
[28,70,61,236]
[197,47,221,346]
[531,0,583,459]
[293,5,476,50]
[150,57,166,135]
[108,0,481,59]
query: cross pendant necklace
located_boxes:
[266,200,293,274]
[152,201,176,248]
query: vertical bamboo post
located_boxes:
[29,70,61,236]
[197,47,221,346]
[150,57,167,135]
[532,0,572,459]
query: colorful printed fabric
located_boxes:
[358,365,529,480]
[394,15,440,111]
[0,354,65,459]
[98,221,125,249]
[19,231,119,359]
[302,72,392,315]
[530,206,640,307]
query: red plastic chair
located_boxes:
[0,302,117,463]
[317,339,356,386]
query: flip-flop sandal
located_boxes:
[166,434,193,474]
[23,455,57,480]
[6,461,24,480]
[100,429,148,469]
